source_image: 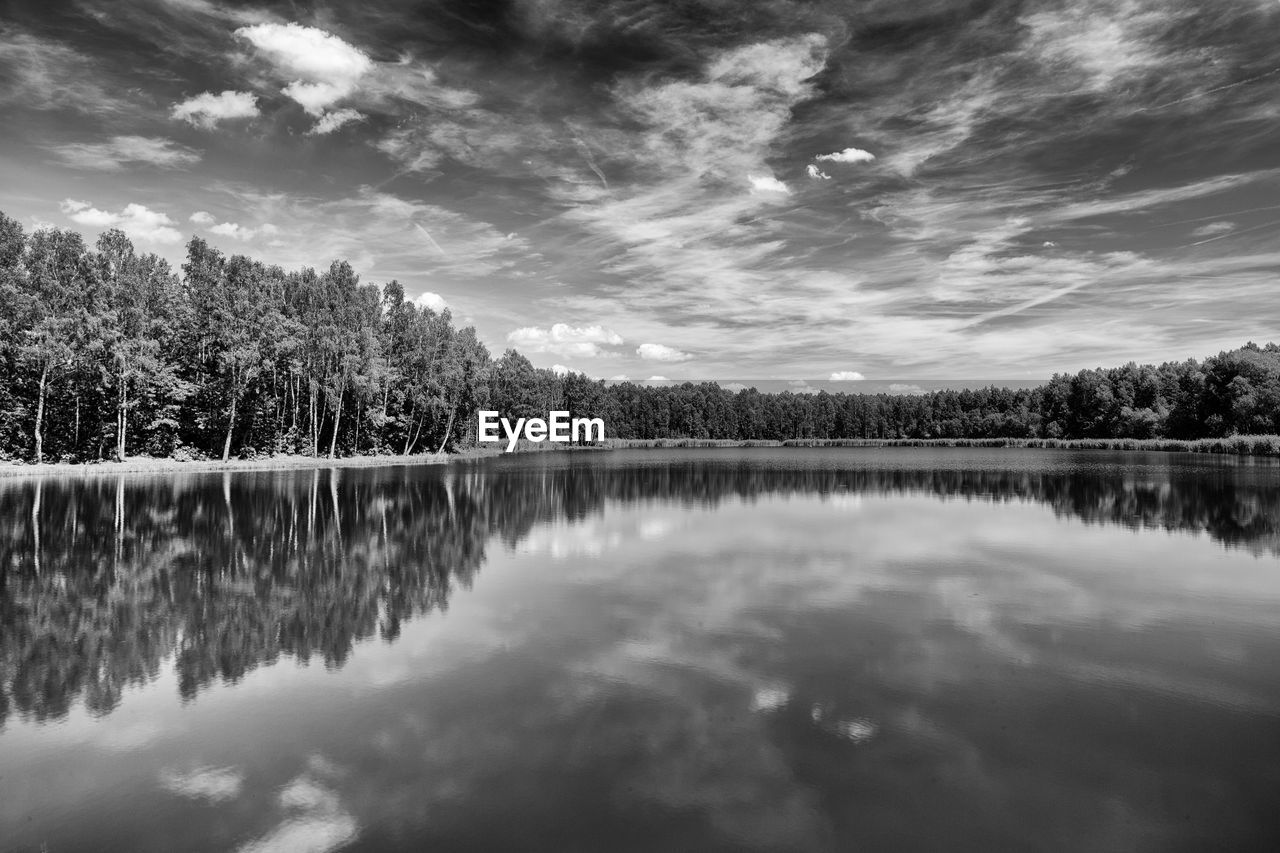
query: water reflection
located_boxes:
[1,450,1277,728]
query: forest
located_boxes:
[1,210,1278,463]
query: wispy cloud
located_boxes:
[53,135,201,171]
[202,186,530,286]
[0,29,140,117]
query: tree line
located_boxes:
[0,211,488,462]
[1,210,1276,462]
[583,342,1280,442]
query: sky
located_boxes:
[1,0,1278,381]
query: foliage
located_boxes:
[0,214,493,462]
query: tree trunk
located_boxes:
[34,364,48,464]
[117,373,129,461]
[328,382,344,459]
[401,401,416,455]
[435,402,457,455]
[406,412,425,455]
[309,384,319,457]
[223,389,238,462]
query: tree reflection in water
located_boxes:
[1,452,1276,726]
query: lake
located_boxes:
[1,448,1278,852]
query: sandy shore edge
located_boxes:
[0,452,455,479]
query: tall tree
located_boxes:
[95,229,184,460]
[19,228,95,462]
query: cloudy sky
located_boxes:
[2,0,1278,379]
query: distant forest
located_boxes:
[1,211,1278,462]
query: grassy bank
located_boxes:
[600,438,784,449]
[485,435,1280,455]
[781,435,1280,455]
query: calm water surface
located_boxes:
[1,448,1279,852]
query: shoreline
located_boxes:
[603,435,1280,456]
[0,444,611,479]
[0,452,452,479]
[3,433,1278,478]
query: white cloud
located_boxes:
[60,199,182,244]
[281,82,348,116]
[748,174,790,194]
[788,380,819,394]
[829,371,866,381]
[171,90,259,128]
[309,108,364,135]
[508,323,623,358]
[236,23,372,87]
[53,135,201,171]
[550,364,572,376]
[1190,221,1235,238]
[806,164,831,180]
[236,23,372,117]
[59,199,115,227]
[413,291,447,312]
[815,147,876,164]
[208,221,279,241]
[190,211,215,225]
[608,374,629,381]
[637,343,692,362]
[646,376,669,382]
